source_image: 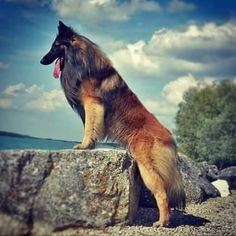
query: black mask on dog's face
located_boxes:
[40,21,73,65]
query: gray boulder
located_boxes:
[177,153,204,204]
[218,166,236,189]
[178,154,219,202]
[198,161,219,181]
[0,149,140,236]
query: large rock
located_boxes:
[218,166,236,189]
[178,154,219,202]
[0,149,140,236]
[198,162,219,181]
[177,153,205,204]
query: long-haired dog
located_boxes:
[40,21,185,227]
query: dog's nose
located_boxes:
[40,57,45,65]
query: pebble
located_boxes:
[54,190,236,236]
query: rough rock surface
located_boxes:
[178,154,219,202]
[218,166,236,189]
[0,149,226,236]
[198,162,219,181]
[0,149,140,236]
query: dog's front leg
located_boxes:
[73,97,104,149]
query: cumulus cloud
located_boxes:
[101,39,128,52]
[141,74,217,129]
[111,40,160,76]
[110,19,236,78]
[148,21,236,58]
[0,83,66,111]
[162,74,215,105]
[143,98,176,116]
[25,88,66,111]
[167,0,197,13]
[3,83,26,96]
[51,0,161,22]
[0,98,12,109]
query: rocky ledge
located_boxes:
[0,148,234,236]
[0,149,140,236]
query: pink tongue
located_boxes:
[53,58,61,79]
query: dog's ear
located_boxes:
[58,21,74,38]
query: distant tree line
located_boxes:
[175,80,236,169]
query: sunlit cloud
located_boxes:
[167,0,197,13]
[51,0,162,22]
[1,83,67,111]
[110,19,236,78]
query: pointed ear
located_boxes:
[58,21,74,38]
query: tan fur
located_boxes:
[74,97,105,149]
[100,75,122,92]
[49,25,186,227]
[74,73,185,226]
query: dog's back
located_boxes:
[65,32,186,226]
[41,21,185,227]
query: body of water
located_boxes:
[0,135,122,150]
[0,135,77,150]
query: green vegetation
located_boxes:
[175,80,236,169]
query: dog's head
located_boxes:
[40,21,75,77]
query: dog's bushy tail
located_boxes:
[151,143,186,209]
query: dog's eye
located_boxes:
[51,42,61,51]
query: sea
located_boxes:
[0,135,77,150]
[0,133,122,150]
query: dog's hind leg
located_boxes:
[130,135,170,227]
[74,97,104,149]
[137,161,170,227]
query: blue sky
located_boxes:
[0,0,235,141]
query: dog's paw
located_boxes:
[153,220,169,228]
[73,144,88,149]
[73,143,94,150]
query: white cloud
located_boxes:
[162,74,215,105]
[142,98,176,131]
[25,84,44,94]
[167,0,197,13]
[101,39,127,52]
[51,0,161,22]
[26,89,66,111]
[0,98,12,109]
[111,40,159,76]
[143,98,176,116]
[90,0,111,5]
[141,74,217,130]
[3,83,26,96]
[1,84,67,111]
[162,74,197,105]
[110,19,236,78]
[148,21,236,54]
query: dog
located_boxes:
[40,21,185,227]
